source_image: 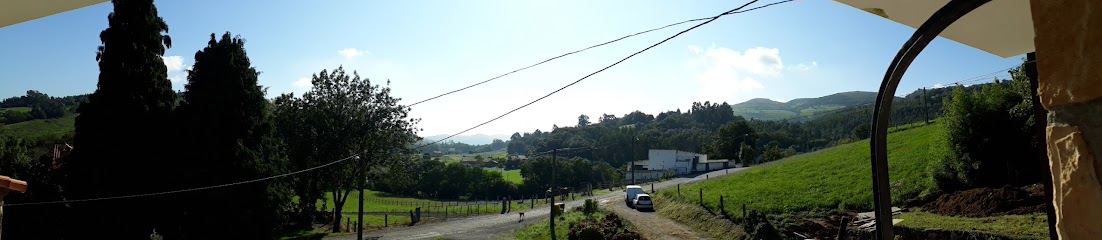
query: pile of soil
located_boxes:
[924,184,1046,217]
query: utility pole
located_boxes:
[550,148,557,240]
[922,87,929,124]
[357,154,365,240]
[631,133,636,185]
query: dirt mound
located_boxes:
[924,185,1045,217]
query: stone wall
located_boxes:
[1030,0,1102,238]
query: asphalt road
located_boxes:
[325,167,751,240]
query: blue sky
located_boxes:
[0,0,1024,136]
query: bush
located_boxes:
[583,199,599,216]
[930,75,1042,192]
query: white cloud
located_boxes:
[695,46,785,77]
[163,56,189,83]
[688,45,789,101]
[933,84,946,89]
[338,48,368,60]
[163,56,185,72]
[792,61,818,72]
[293,77,312,88]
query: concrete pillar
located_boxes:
[1030,0,1102,239]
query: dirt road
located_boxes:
[324,167,749,240]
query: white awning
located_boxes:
[2,0,108,28]
[834,0,1034,58]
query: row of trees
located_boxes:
[3,0,420,239]
[0,90,85,124]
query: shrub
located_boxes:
[582,199,599,216]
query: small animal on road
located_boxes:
[518,211,525,222]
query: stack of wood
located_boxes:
[850,207,906,232]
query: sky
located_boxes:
[0,0,1026,137]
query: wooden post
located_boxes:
[650,183,654,193]
[699,188,704,206]
[837,216,850,240]
[677,184,681,198]
[385,214,388,227]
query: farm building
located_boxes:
[629,149,733,176]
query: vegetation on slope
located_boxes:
[657,122,946,214]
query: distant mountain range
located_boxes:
[421,133,510,145]
[731,91,901,121]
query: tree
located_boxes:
[578,114,591,127]
[273,66,420,232]
[738,142,756,166]
[929,63,1040,192]
[64,0,177,237]
[29,98,66,119]
[171,32,290,239]
[852,122,870,140]
[710,120,756,160]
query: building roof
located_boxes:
[2,0,107,28]
[833,0,1033,58]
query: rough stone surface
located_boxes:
[1046,126,1102,239]
[1030,0,1102,108]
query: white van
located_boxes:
[624,185,645,207]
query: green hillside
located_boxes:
[0,114,76,139]
[731,91,881,121]
[658,122,946,214]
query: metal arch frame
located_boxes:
[868,0,991,239]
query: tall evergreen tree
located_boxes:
[172,33,290,239]
[64,0,177,238]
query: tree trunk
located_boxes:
[331,188,353,233]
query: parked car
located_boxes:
[624,185,644,207]
[633,194,653,211]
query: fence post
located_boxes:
[650,183,654,193]
[531,195,535,208]
[677,184,681,198]
[699,188,704,206]
[444,205,448,219]
[385,214,388,227]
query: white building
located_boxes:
[631,149,732,175]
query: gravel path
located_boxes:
[324,167,750,240]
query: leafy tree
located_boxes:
[738,142,756,166]
[852,122,870,140]
[929,63,1040,192]
[273,66,420,231]
[762,144,783,162]
[170,32,290,239]
[29,98,66,119]
[63,0,178,237]
[710,120,756,160]
[578,114,590,127]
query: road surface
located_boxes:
[325,167,750,240]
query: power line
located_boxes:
[7,153,359,207]
[7,0,791,207]
[417,0,776,149]
[407,0,795,107]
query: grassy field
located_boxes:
[897,211,1048,240]
[513,211,607,240]
[0,114,76,139]
[658,122,946,214]
[0,107,31,113]
[501,169,523,184]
